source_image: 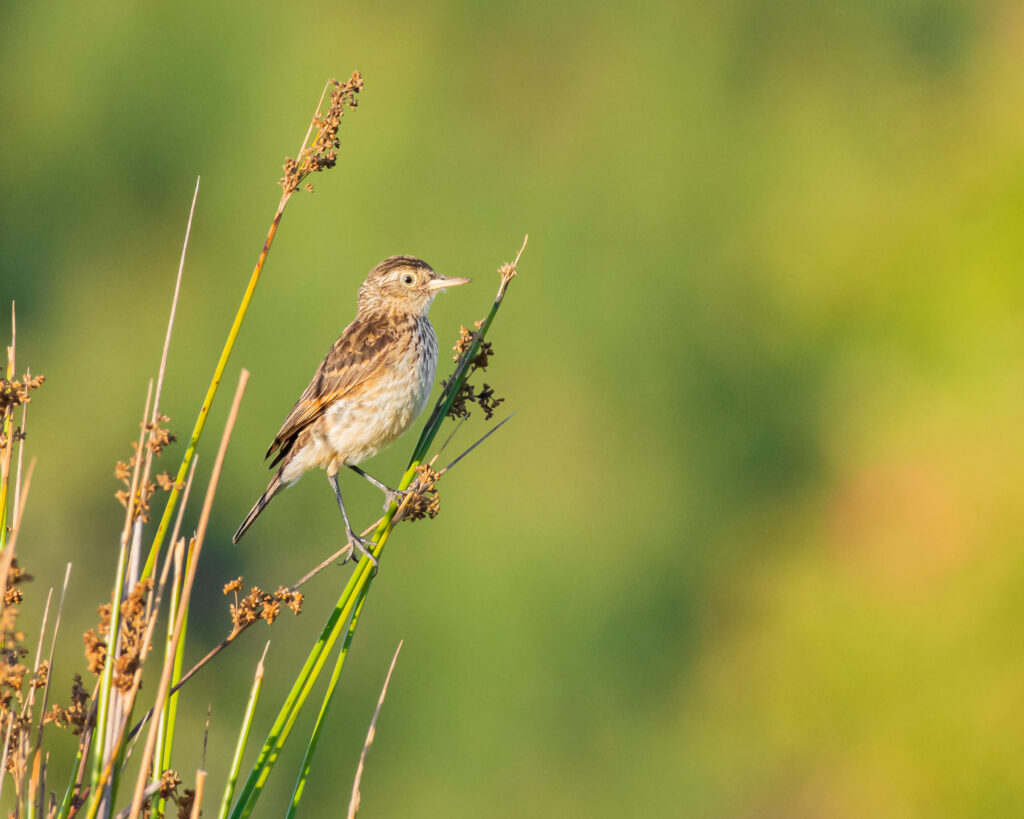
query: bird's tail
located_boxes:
[233,473,285,544]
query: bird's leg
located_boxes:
[328,473,378,569]
[348,464,410,511]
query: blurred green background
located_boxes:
[3,0,1024,815]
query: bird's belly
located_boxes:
[323,362,433,467]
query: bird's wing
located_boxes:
[266,316,399,467]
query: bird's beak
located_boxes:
[427,275,472,291]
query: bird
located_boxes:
[232,255,471,565]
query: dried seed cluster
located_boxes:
[4,560,31,606]
[0,646,28,713]
[113,578,153,693]
[139,769,196,819]
[0,370,43,447]
[43,673,90,736]
[115,414,178,522]
[82,603,110,677]
[0,560,33,773]
[445,321,505,421]
[445,376,505,421]
[281,72,363,195]
[224,578,304,637]
[0,561,31,713]
[405,464,442,522]
[83,579,153,692]
[0,372,44,414]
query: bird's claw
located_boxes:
[347,530,379,572]
[383,488,410,511]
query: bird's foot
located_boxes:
[346,530,379,572]
[382,487,411,512]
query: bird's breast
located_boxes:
[320,317,438,466]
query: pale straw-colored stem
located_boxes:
[127,370,249,819]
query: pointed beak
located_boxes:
[427,275,472,291]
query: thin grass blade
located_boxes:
[216,643,270,819]
[285,594,371,819]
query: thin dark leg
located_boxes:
[328,473,378,568]
[348,464,409,510]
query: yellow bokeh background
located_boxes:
[2,1,1024,816]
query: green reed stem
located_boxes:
[217,644,269,819]
[285,592,367,819]
[140,201,290,582]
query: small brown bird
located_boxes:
[232,256,470,563]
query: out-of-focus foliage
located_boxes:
[2,1,1023,816]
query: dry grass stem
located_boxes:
[32,563,71,756]
[346,641,403,819]
[151,177,199,425]
[127,369,249,819]
[190,768,206,819]
[0,458,35,607]
[497,234,528,300]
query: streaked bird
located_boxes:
[232,256,471,564]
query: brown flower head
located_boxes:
[0,371,44,415]
[444,322,503,421]
[43,673,91,735]
[225,579,303,638]
[280,72,363,195]
[404,463,442,522]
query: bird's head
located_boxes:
[357,256,471,317]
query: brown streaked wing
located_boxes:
[265,316,400,467]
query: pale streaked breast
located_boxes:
[313,315,438,468]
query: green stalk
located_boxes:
[152,536,185,789]
[229,563,369,819]
[160,541,194,774]
[285,592,367,818]
[217,644,269,819]
[229,245,522,818]
[56,740,84,819]
[140,202,288,582]
[0,334,15,549]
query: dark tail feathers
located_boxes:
[233,473,285,544]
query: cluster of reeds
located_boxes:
[0,74,524,818]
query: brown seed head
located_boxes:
[280,72,363,195]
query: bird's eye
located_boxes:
[401,273,416,286]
